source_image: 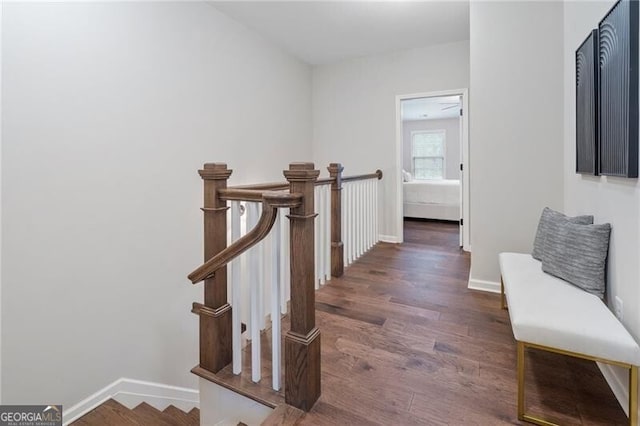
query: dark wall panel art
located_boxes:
[598,0,639,178]
[576,30,599,175]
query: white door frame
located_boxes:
[394,88,470,251]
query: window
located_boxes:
[412,130,446,180]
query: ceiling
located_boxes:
[210,1,470,65]
[401,95,461,121]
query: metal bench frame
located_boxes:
[501,277,638,426]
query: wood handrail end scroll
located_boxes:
[188,191,303,284]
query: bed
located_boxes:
[403,179,461,221]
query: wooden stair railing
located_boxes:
[188,190,303,284]
[188,161,382,413]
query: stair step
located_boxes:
[71,399,140,426]
[70,399,199,426]
[132,402,176,426]
[187,407,200,424]
[192,364,283,409]
[261,404,305,426]
[162,405,195,426]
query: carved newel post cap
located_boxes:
[199,163,232,180]
[289,162,315,171]
[203,163,228,170]
[284,162,320,181]
[327,163,344,174]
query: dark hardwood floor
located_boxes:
[396,219,626,425]
[72,219,629,425]
[246,219,626,425]
[403,218,461,248]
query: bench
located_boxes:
[499,252,640,426]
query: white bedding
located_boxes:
[403,179,460,205]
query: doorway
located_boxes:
[395,89,469,251]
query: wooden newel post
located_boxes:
[195,163,233,373]
[283,162,321,412]
[328,163,344,278]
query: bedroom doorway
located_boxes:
[395,89,469,251]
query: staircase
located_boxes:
[70,399,199,426]
[189,161,383,420]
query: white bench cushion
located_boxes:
[499,252,640,366]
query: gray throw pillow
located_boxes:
[532,207,593,260]
[541,221,611,298]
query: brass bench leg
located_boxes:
[517,342,559,426]
[501,277,507,310]
[517,341,525,421]
[630,365,638,426]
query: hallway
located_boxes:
[209,221,627,425]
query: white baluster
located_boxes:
[246,202,261,383]
[364,181,368,252]
[374,178,378,243]
[258,203,266,332]
[364,180,369,252]
[342,182,347,266]
[365,180,370,251]
[362,179,371,253]
[227,208,232,304]
[314,186,320,289]
[325,185,330,281]
[352,182,356,263]
[316,185,327,285]
[371,179,375,246]
[324,185,331,282]
[343,183,348,265]
[319,186,323,278]
[363,181,367,253]
[352,182,356,261]
[279,209,288,315]
[363,180,368,252]
[231,201,242,375]
[357,181,363,258]
[359,180,367,256]
[360,180,367,256]
[241,205,251,337]
[319,185,326,285]
[271,211,281,391]
[351,182,356,262]
[368,179,373,250]
[284,209,291,311]
[346,183,353,265]
[350,182,356,264]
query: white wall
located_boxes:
[1,2,311,408]
[312,41,470,241]
[563,0,640,412]
[402,118,461,180]
[468,2,564,288]
[0,1,3,405]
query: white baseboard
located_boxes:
[379,234,401,243]
[467,278,501,294]
[598,362,631,417]
[63,378,199,425]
